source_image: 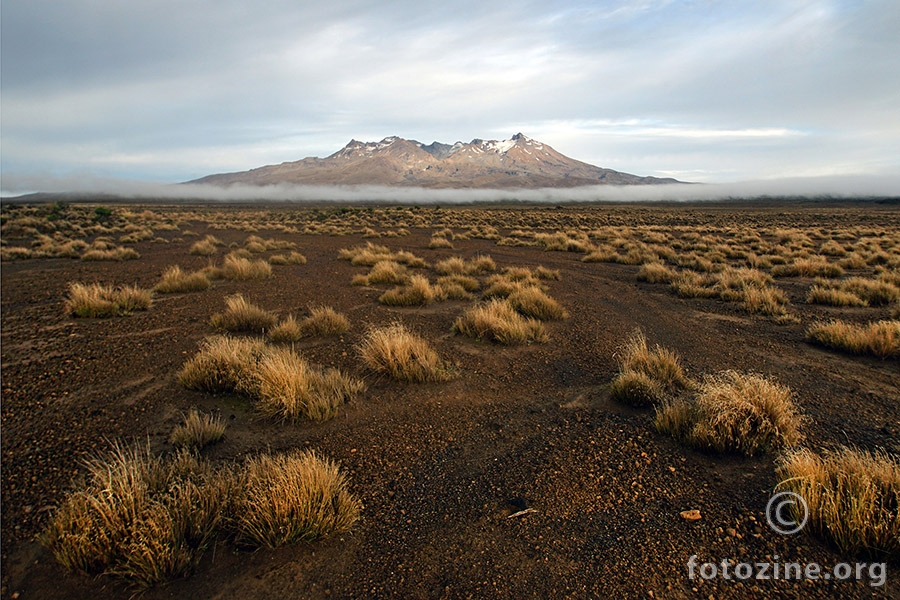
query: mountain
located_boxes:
[190,133,681,188]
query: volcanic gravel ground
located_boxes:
[2,204,898,599]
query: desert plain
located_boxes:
[1,199,898,599]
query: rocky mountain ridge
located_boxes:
[190,133,681,188]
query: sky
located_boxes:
[2,0,899,196]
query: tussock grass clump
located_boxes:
[437,274,480,292]
[428,236,454,249]
[671,271,719,298]
[353,260,410,286]
[772,257,844,278]
[271,307,350,342]
[610,331,691,407]
[301,306,350,337]
[434,255,495,275]
[776,447,900,560]
[637,263,677,283]
[178,336,269,393]
[506,286,567,320]
[189,239,218,256]
[655,371,801,456]
[210,295,277,333]
[266,251,306,265]
[66,283,152,317]
[268,314,304,343]
[338,242,426,268]
[839,277,900,306]
[359,322,452,382]
[154,265,211,293]
[80,246,140,261]
[379,275,443,306]
[806,285,867,307]
[453,299,547,345]
[807,319,900,358]
[741,285,789,316]
[219,254,272,280]
[232,450,361,549]
[170,409,226,450]
[41,443,232,588]
[248,347,364,422]
[534,232,592,252]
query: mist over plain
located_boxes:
[3,174,899,204]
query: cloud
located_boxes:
[3,173,898,204]
[2,0,899,184]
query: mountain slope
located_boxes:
[190,133,681,188]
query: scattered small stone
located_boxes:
[680,509,702,521]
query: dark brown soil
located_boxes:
[2,202,898,599]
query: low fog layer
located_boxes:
[3,174,900,204]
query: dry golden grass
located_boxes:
[301,305,350,337]
[807,319,900,358]
[437,274,480,292]
[358,322,452,383]
[178,335,269,393]
[434,255,495,275]
[65,283,152,317]
[248,347,364,422]
[428,236,454,249]
[806,285,867,307]
[41,443,232,588]
[170,409,226,450]
[189,239,218,256]
[772,257,844,278]
[154,265,211,293]
[670,271,719,298]
[268,314,304,343]
[266,307,351,342]
[534,232,592,253]
[506,286,568,321]
[741,285,789,316]
[776,447,899,560]
[609,331,691,407]
[219,254,273,280]
[285,251,308,264]
[453,299,547,345]
[80,246,140,261]
[839,277,900,306]
[655,371,801,456]
[379,275,443,306]
[339,242,427,268]
[210,294,278,333]
[231,450,361,549]
[636,263,677,283]
[353,260,410,286]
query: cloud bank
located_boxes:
[3,174,898,204]
[2,1,899,185]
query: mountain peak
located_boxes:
[191,134,682,188]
